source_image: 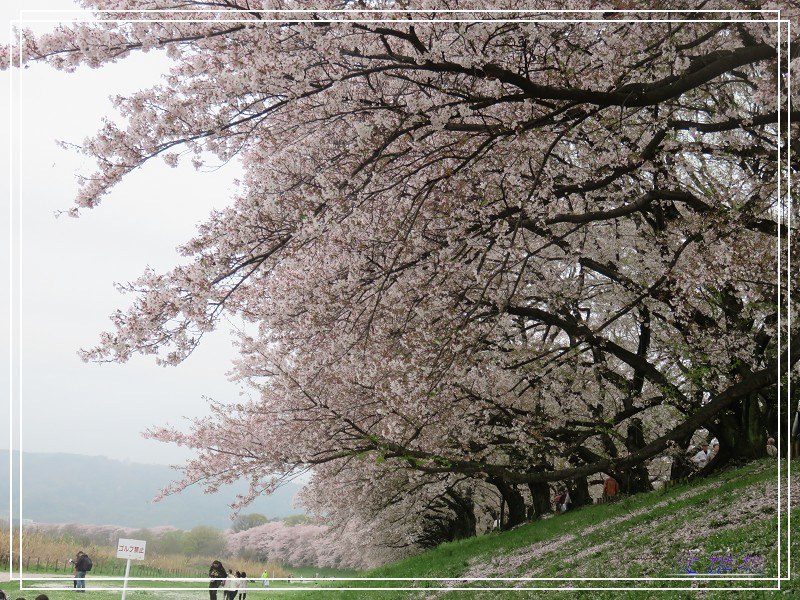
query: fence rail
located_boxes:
[0,555,200,578]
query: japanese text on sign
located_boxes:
[116,538,146,561]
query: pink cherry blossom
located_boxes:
[11,1,799,555]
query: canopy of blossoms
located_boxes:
[10,0,799,549]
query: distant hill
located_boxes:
[0,450,304,529]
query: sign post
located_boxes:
[116,538,146,600]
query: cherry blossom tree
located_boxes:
[12,0,799,549]
[226,520,371,569]
[231,513,270,533]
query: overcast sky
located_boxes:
[3,2,249,466]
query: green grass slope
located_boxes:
[302,459,798,598]
[3,459,797,599]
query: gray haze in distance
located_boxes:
[3,2,253,468]
[2,451,303,529]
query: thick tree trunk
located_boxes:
[616,467,652,494]
[670,431,695,482]
[617,418,653,493]
[416,489,477,548]
[490,477,527,529]
[711,392,770,461]
[699,289,774,467]
[569,476,592,507]
[526,481,552,518]
[444,490,477,541]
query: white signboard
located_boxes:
[116,538,146,561]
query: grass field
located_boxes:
[0,529,288,581]
[2,459,796,598]
[0,576,340,599]
[0,565,359,598]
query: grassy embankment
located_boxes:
[2,459,796,598]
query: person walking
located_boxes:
[710,442,720,462]
[238,571,248,600]
[223,569,239,600]
[602,475,620,502]
[208,560,227,600]
[554,487,572,512]
[766,437,778,457]
[691,442,711,468]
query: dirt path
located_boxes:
[0,572,68,583]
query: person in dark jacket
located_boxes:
[72,551,91,592]
[209,560,227,600]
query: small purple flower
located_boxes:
[738,554,765,575]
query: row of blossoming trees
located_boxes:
[28,521,364,570]
[12,0,799,556]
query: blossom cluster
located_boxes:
[14,0,799,554]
